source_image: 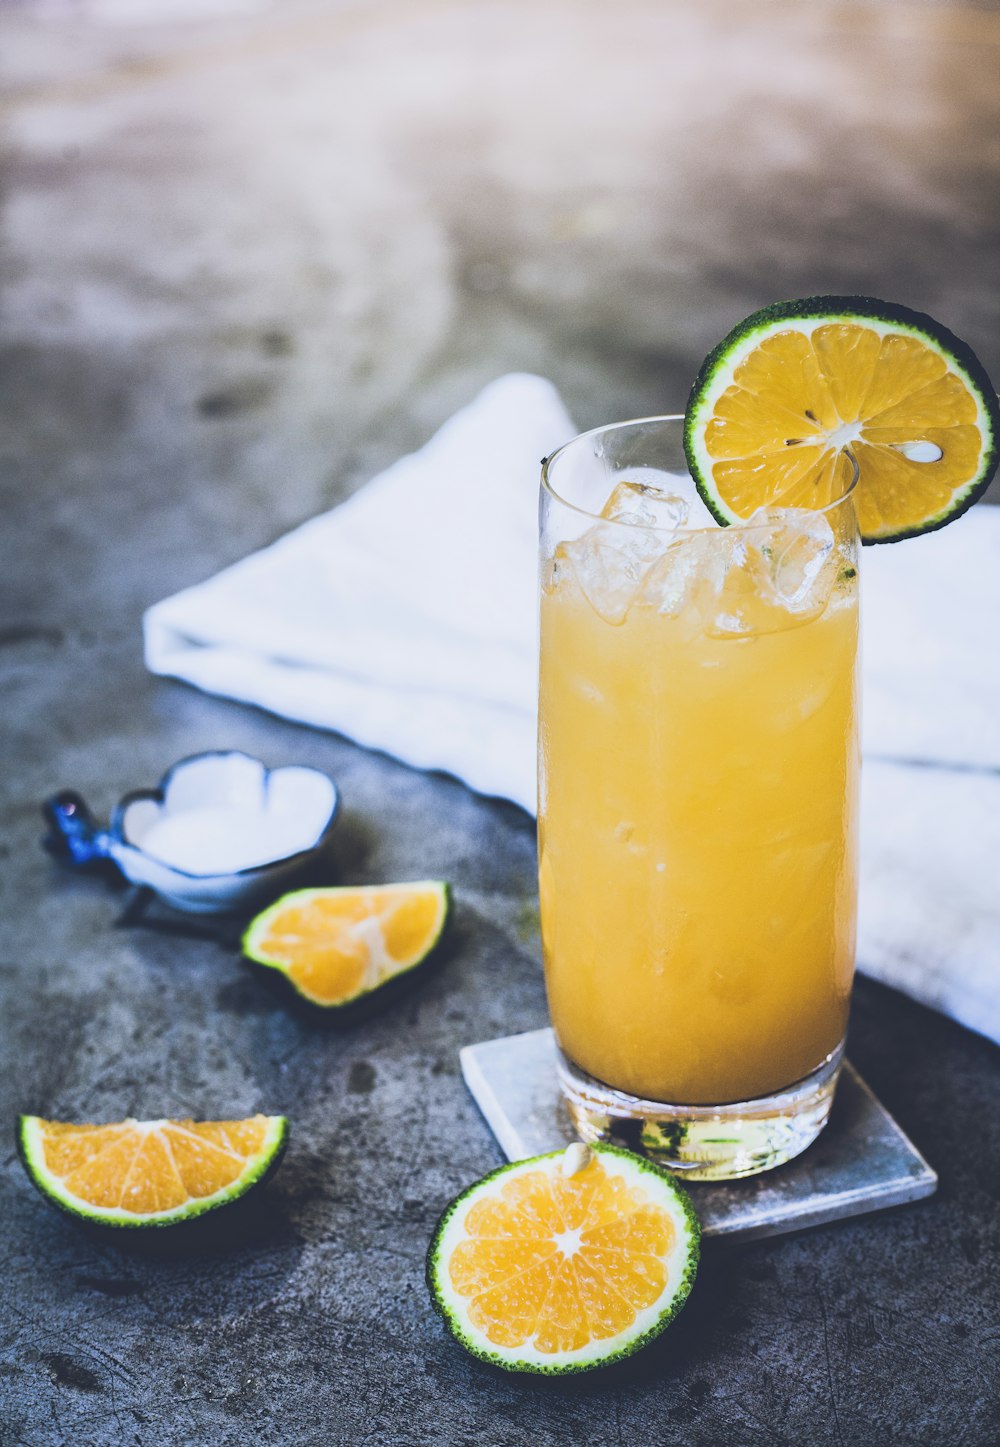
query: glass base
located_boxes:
[557,1042,844,1181]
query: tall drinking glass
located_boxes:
[538,417,860,1179]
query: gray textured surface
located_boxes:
[1,2,999,1444]
[460,1030,938,1238]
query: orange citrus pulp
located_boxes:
[20,1114,285,1222]
[244,882,448,1006]
[448,1153,680,1354]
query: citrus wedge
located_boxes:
[17,1113,287,1228]
[684,295,999,543]
[242,881,450,1008]
[427,1143,699,1374]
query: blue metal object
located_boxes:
[42,790,118,868]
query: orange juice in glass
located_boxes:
[538,416,860,1179]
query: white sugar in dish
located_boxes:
[139,806,311,875]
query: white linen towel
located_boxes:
[145,374,1000,1044]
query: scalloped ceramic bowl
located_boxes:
[44,752,340,914]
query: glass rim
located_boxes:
[540,413,860,535]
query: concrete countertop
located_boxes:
[1,3,998,1443]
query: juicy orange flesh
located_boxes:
[36,1116,271,1216]
[704,324,982,537]
[255,885,444,1005]
[447,1157,676,1354]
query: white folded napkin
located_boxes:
[146,374,550,804]
[145,374,1000,1043]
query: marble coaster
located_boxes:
[460,1028,937,1240]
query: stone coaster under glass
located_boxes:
[460,1028,937,1241]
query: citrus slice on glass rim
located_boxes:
[17,1113,288,1228]
[427,1143,700,1374]
[242,881,450,1008]
[684,295,999,543]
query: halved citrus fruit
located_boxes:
[243,881,450,1008]
[684,295,999,543]
[427,1143,699,1374]
[17,1113,288,1228]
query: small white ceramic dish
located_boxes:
[44,752,340,914]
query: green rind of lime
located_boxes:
[426,1143,701,1375]
[684,293,1000,544]
[242,882,451,1010]
[16,1114,289,1230]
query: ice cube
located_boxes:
[632,469,719,530]
[601,479,689,531]
[701,533,772,639]
[750,507,837,612]
[637,532,719,618]
[561,521,665,625]
[541,546,575,596]
[703,509,836,639]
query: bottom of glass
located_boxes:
[557,1041,844,1182]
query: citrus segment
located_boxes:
[685,297,999,543]
[17,1114,288,1228]
[427,1144,699,1373]
[242,881,450,1007]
